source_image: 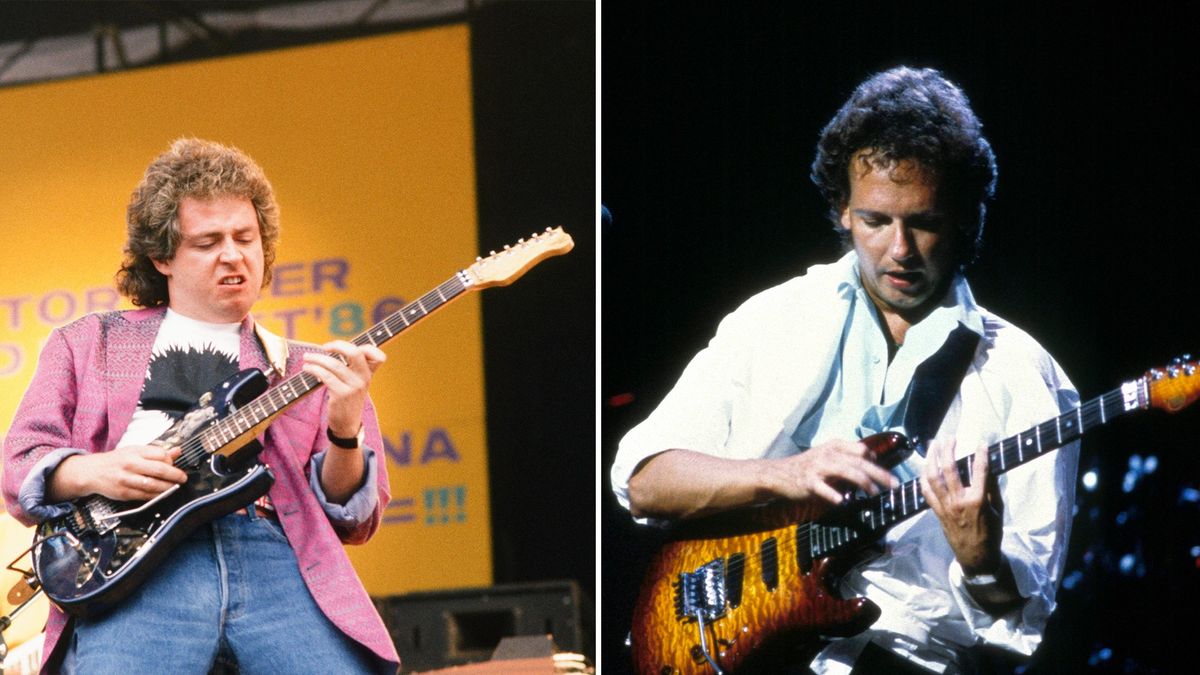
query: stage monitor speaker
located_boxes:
[374,580,589,673]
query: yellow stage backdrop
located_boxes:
[0,25,491,596]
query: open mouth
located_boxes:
[219,276,245,286]
[885,270,923,288]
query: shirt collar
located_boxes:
[834,250,985,343]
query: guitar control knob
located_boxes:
[1168,367,1180,379]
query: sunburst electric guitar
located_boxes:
[630,357,1200,674]
[31,228,573,618]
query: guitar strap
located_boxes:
[901,322,981,456]
[253,322,290,379]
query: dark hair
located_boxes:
[810,66,997,266]
[116,138,280,307]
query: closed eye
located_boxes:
[853,210,890,228]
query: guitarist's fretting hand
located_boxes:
[919,439,1022,613]
[46,445,188,503]
[302,340,387,505]
[919,440,1003,574]
[627,439,898,521]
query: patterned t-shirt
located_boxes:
[117,308,240,447]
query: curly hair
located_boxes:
[116,138,280,307]
[810,67,997,266]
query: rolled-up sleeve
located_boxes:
[307,445,380,529]
[3,327,85,526]
[611,308,750,513]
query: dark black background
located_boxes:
[472,0,595,609]
[602,3,1200,672]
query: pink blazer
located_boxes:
[2,308,399,673]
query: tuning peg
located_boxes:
[475,256,481,262]
[1183,353,1193,361]
[1171,356,1183,366]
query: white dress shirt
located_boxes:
[612,252,1080,673]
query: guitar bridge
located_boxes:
[674,559,727,622]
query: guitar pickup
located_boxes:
[674,559,727,622]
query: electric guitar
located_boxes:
[32,228,574,618]
[630,357,1200,674]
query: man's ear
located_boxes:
[839,203,851,231]
[151,258,171,276]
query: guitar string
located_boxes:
[713,388,1124,583]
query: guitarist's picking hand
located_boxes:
[48,445,187,503]
[774,439,899,506]
[628,440,899,520]
[920,440,1004,575]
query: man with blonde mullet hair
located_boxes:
[118,138,281,309]
[4,138,401,674]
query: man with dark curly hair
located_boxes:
[3,139,400,673]
[613,68,1079,672]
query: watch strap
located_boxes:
[326,425,364,449]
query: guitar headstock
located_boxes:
[464,227,574,289]
[1146,354,1200,413]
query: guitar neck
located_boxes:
[804,377,1150,560]
[203,271,473,446]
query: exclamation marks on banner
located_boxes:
[422,485,467,525]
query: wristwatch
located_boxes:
[326,425,364,450]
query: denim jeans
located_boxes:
[66,509,376,674]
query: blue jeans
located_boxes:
[66,510,376,674]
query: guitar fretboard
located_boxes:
[798,378,1147,562]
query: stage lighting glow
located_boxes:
[1082,470,1098,491]
[1144,455,1158,473]
[1122,471,1136,493]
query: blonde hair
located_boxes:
[116,138,280,307]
